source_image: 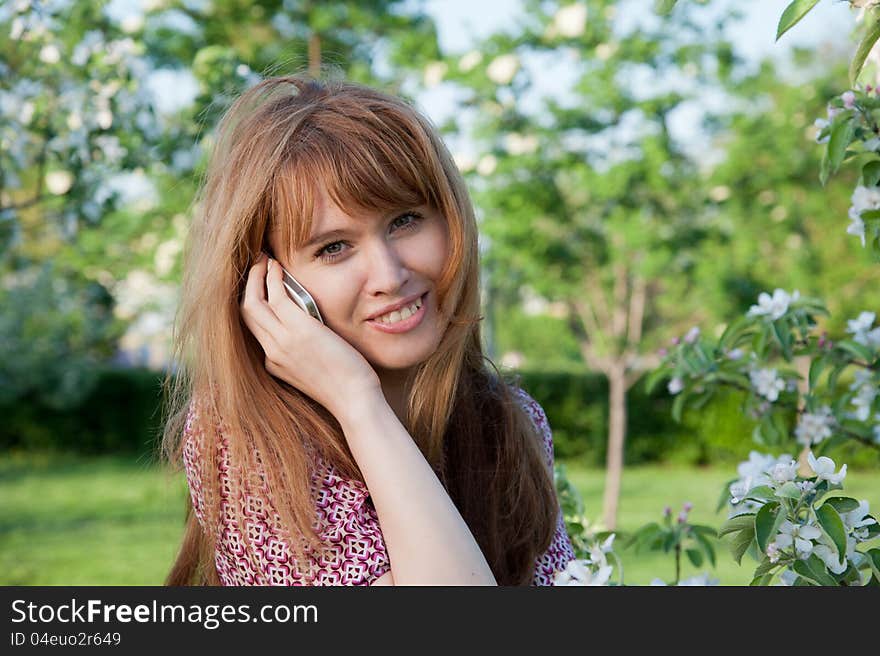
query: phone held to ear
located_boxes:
[279,265,324,324]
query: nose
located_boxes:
[363,239,410,297]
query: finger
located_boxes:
[265,257,313,327]
[240,254,283,346]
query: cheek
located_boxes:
[410,225,449,278]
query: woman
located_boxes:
[162,74,575,586]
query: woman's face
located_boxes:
[268,189,451,373]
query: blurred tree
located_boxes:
[1,0,441,403]
[443,0,745,529]
[694,51,876,330]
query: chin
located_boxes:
[361,340,439,372]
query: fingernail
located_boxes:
[267,258,273,271]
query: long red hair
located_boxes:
[161,74,559,585]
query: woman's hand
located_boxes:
[239,252,382,418]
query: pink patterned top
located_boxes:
[182,387,575,586]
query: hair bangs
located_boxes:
[267,102,447,257]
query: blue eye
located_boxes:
[313,211,425,263]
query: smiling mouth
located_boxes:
[366,292,428,333]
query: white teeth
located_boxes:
[376,297,423,324]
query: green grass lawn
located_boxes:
[2,452,878,585]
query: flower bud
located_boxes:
[663,506,671,518]
[683,502,693,512]
[842,90,856,109]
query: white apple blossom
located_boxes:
[476,154,497,176]
[423,61,447,88]
[841,500,877,540]
[865,137,880,151]
[458,50,482,72]
[677,573,719,586]
[503,133,539,155]
[776,569,798,586]
[806,451,847,484]
[773,520,822,558]
[747,288,799,320]
[650,573,719,586]
[667,376,684,395]
[729,451,794,507]
[45,170,73,195]
[812,541,847,574]
[750,367,786,402]
[795,406,834,446]
[842,90,856,109]
[553,558,612,586]
[848,184,880,246]
[849,370,877,421]
[727,348,744,360]
[769,459,798,484]
[486,54,519,85]
[552,3,588,39]
[846,311,880,347]
[39,43,60,64]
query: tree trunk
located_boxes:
[308,33,321,77]
[602,362,627,530]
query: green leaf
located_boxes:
[671,389,689,423]
[866,549,880,583]
[753,557,777,578]
[816,504,848,565]
[729,531,755,566]
[654,0,677,16]
[776,481,802,499]
[828,114,856,176]
[685,548,703,568]
[851,8,880,85]
[753,325,769,358]
[624,522,663,551]
[755,501,781,553]
[808,356,826,391]
[792,554,840,586]
[743,485,776,502]
[749,572,774,586]
[776,0,821,41]
[821,496,860,514]
[644,367,670,395]
[716,478,737,513]
[820,148,831,186]
[718,513,755,538]
[694,532,716,568]
[835,339,874,362]
[863,160,880,187]
[771,320,793,361]
[719,316,750,350]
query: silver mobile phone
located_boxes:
[279,264,324,324]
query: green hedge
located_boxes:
[3,366,877,469]
[1,366,166,458]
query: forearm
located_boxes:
[337,394,497,586]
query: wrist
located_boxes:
[332,383,388,428]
